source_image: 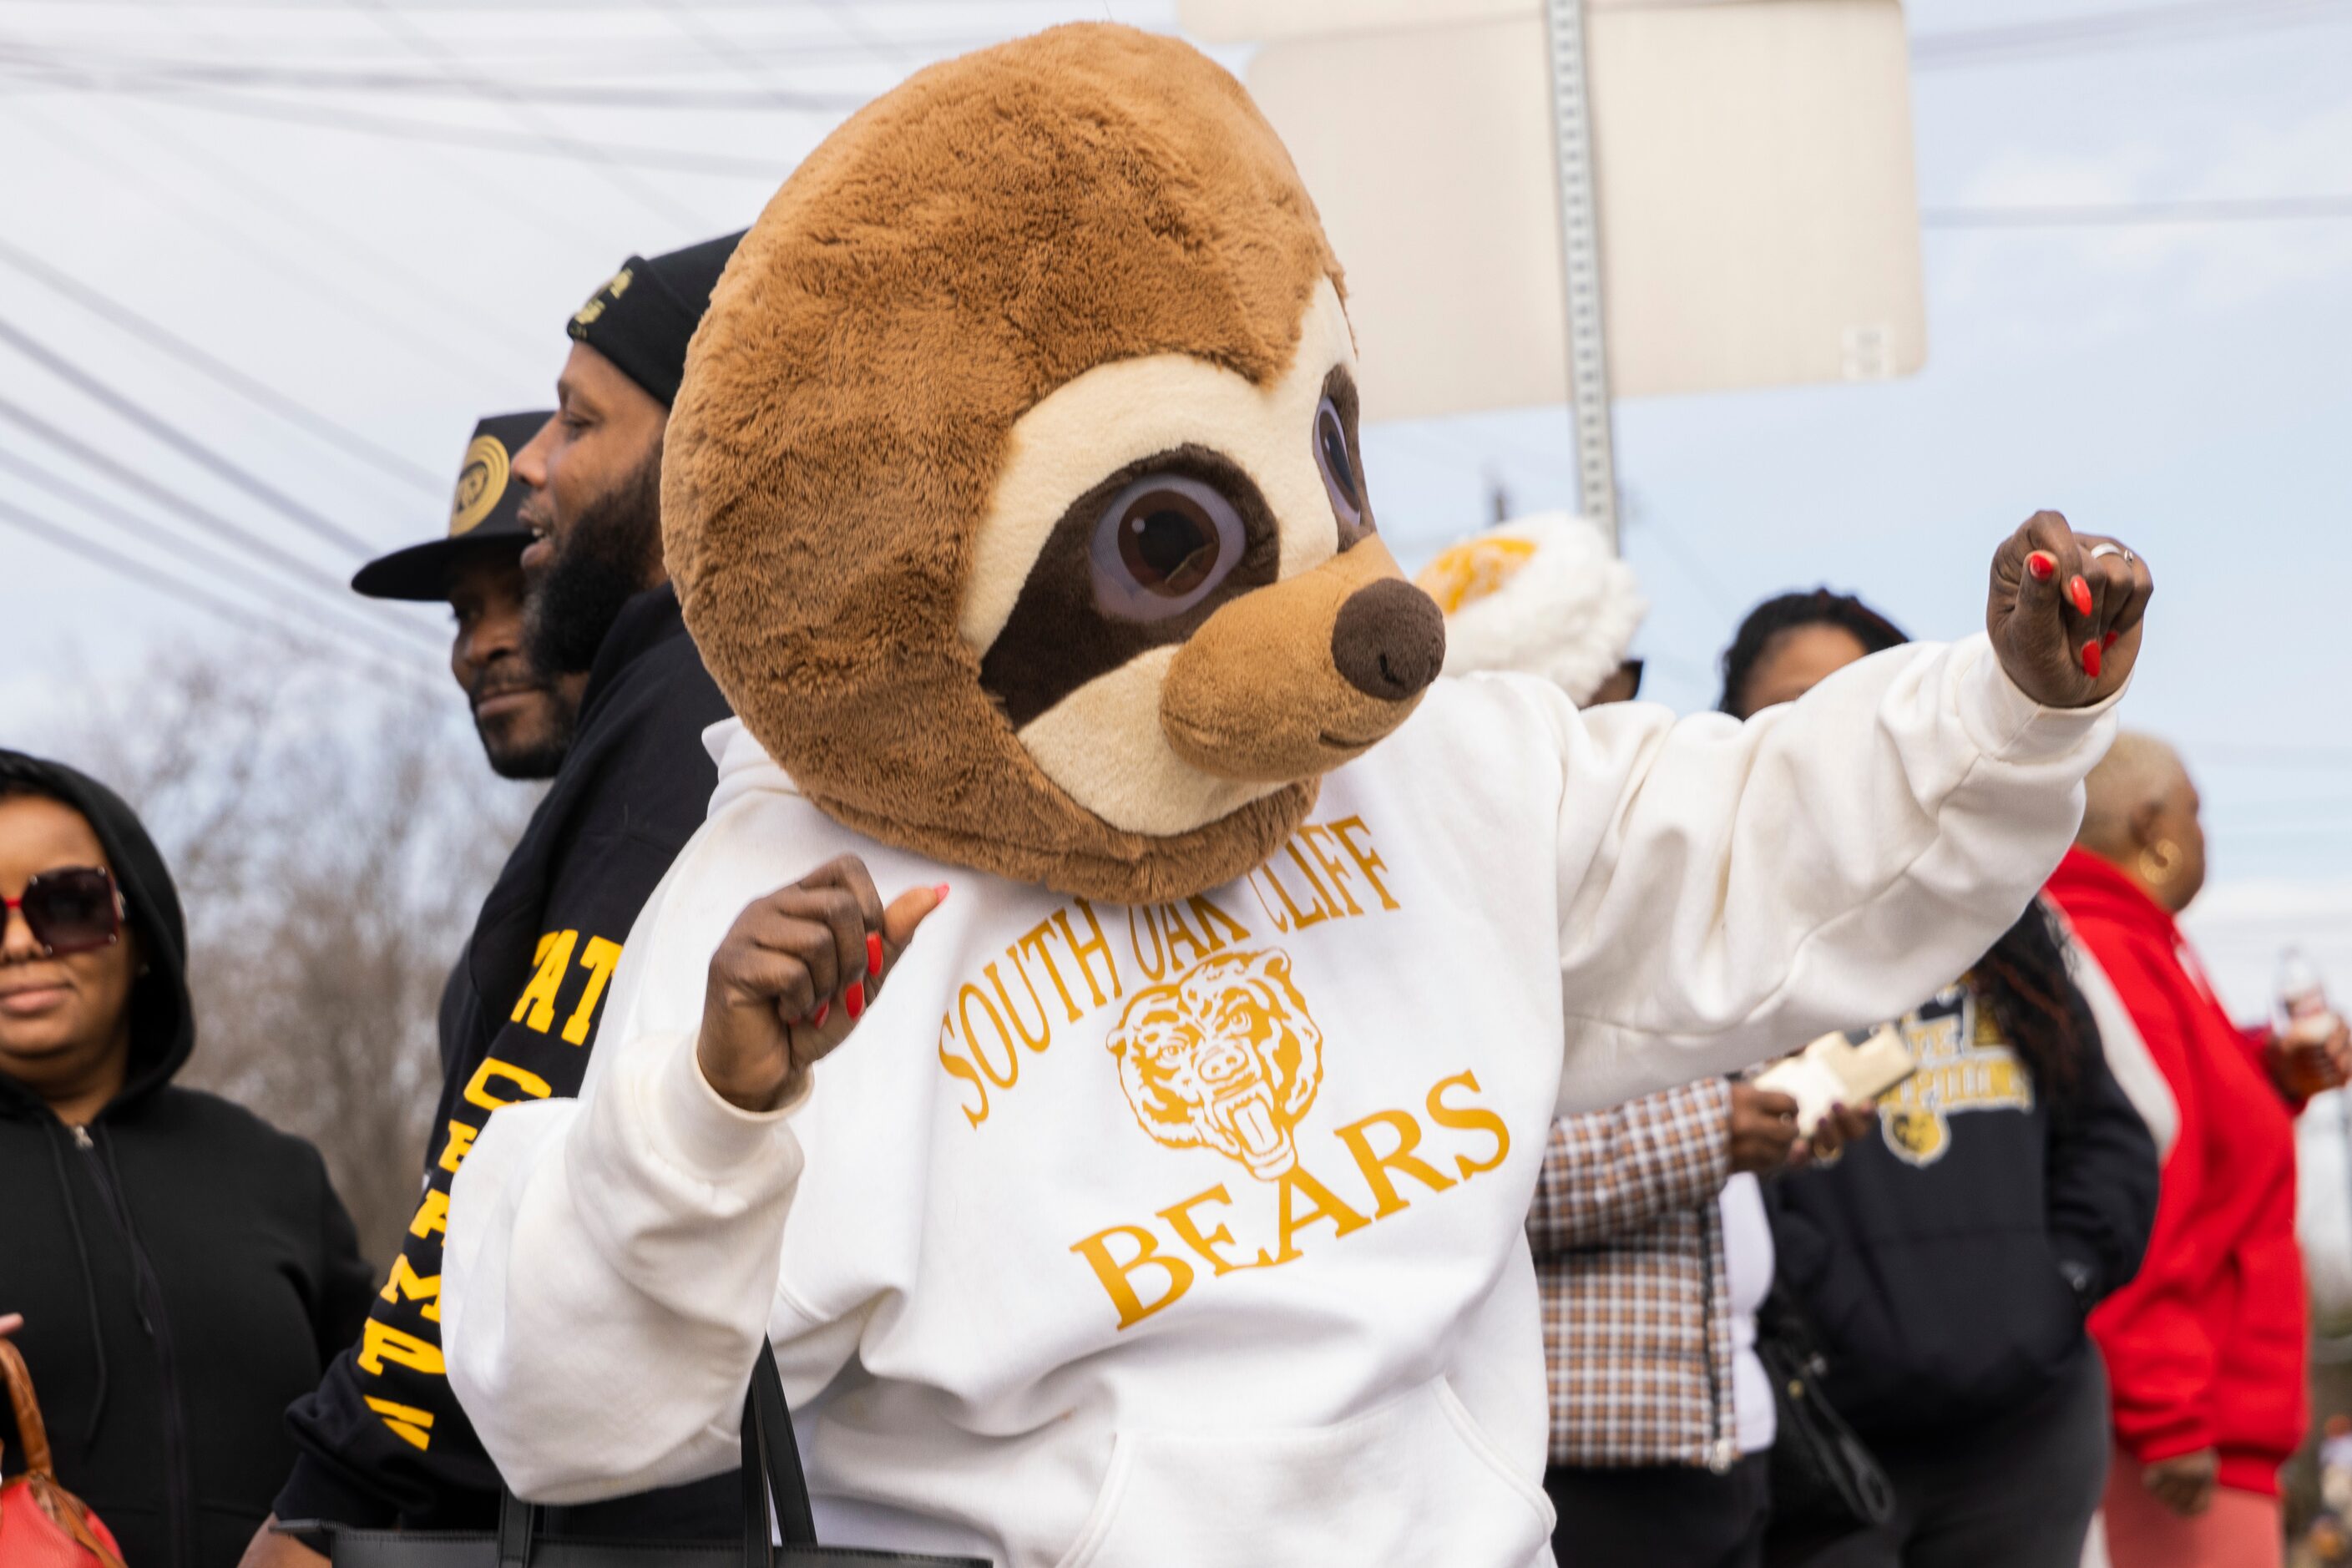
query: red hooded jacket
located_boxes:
[2046,847,2306,1495]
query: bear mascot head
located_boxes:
[663,23,1446,905]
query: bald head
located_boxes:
[2078,731,2206,912]
[2079,732,2185,854]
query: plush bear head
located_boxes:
[665,23,1444,903]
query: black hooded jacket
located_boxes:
[1766,979,2158,1443]
[275,584,738,1534]
[0,751,376,1568]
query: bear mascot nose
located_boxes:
[1331,579,1447,701]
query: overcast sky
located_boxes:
[4,0,2350,938]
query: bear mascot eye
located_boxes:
[1090,473,1247,620]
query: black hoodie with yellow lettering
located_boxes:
[274,584,736,1534]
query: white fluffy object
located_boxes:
[1412,512,1646,706]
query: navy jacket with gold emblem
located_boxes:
[1765,969,2157,1442]
[274,584,736,1532]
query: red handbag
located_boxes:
[0,1338,125,1568]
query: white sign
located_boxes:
[1194,0,1929,420]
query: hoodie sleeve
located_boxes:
[2082,931,2225,1464]
[1539,634,2122,1113]
[1525,1078,1731,1254]
[2044,994,2161,1313]
[441,836,826,1504]
[442,1037,806,1501]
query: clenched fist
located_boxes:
[698,856,947,1112]
[1986,511,2153,707]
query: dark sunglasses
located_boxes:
[3,867,124,957]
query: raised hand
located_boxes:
[698,856,946,1112]
[1985,511,2153,708]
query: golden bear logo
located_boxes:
[1107,948,1323,1181]
[1880,1104,1950,1166]
[448,434,510,536]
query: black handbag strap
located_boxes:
[499,1341,817,1568]
[742,1341,819,1550]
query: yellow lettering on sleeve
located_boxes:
[435,1119,478,1175]
[357,1318,445,1377]
[363,1396,434,1451]
[463,1057,554,1113]
[378,1254,443,1323]
[560,935,623,1045]
[407,1188,449,1241]
[509,929,579,1033]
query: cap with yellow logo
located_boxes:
[351,410,550,601]
[566,230,744,407]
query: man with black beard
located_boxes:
[249,233,746,1565]
[352,410,583,781]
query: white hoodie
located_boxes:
[443,639,2117,1568]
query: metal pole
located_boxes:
[1540,0,1621,547]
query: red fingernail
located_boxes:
[933,883,951,903]
[2102,630,2119,650]
[2026,551,2056,580]
[867,932,883,978]
[2081,640,2102,679]
[845,981,865,1020]
[2067,576,2093,617]
[812,1001,830,1028]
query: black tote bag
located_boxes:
[281,1347,986,1568]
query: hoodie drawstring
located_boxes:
[41,1120,111,1445]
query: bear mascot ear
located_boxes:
[663,23,1445,905]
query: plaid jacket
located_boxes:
[1527,1075,1739,1471]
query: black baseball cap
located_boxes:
[352,410,551,601]
[567,230,744,407]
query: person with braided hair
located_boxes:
[1716,590,2160,1568]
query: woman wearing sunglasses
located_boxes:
[0,749,374,1568]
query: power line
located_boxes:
[0,311,383,556]
[0,445,440,663]
[346,0,706,231]
[18,74,789,176]
[1912,0,2352,68]
[0,235,442,496]
[0,28,996,72]
[1925,195,2352,227]
[0,0,1038,8]
[0,390,435,648]
[0,48,873,109]
[0,493,431,687]
[0,94,534,387]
